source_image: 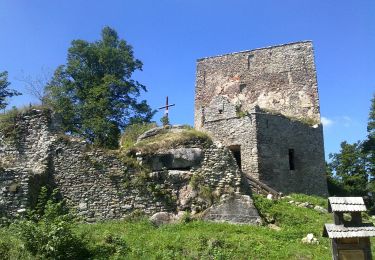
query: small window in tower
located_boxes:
[240,84,246,93]
[247,54,254,69]
[218,103,224,114]
[289,149,295,170]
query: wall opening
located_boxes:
[228,145,241,170]
[247,54,254,69]
[240,84,246,93]
[288,149,295,170]
[218,102,224,114]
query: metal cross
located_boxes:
[158,96,175,120]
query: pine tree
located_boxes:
[0,71,21,110]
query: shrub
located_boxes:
[190,174,204,190]
[235,104,249,118]
[91,233,129,258]
[120,122,157,150]
[15,217,89,259]
[0,240,11,259]
[179,211,193,224]
[160,115,170,126]
[0,107,21,143]
[13,187,90,259]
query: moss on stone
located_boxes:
[235,104,249,118]
[128,128,212,155]
[120,122,157,150]
[0,105,51,147]
[261,108,320,126]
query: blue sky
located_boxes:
[0,0,374,159]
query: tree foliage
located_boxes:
[14,187,89,259]
[327,94,375,210]
[0,71,21,110]
[363,94,375,176]
[327,141,369,196]
[45,27,155,148]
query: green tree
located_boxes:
[363,94,375,195]
[0,71,21,110]
[328,141,369,196]
[45,27,155,148]
[327,94,375,210]
[160,115,170,126]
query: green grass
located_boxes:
[74,219,330,259]
[120,122,157,150]
[0,194,327,259]
[128,128,212,154]
[2,194,375,259]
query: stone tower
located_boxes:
[194,41,328,196]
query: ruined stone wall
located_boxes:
[51,138,245,221]
[195,41,321,128]
[0,110,260,223]
[0,168,30,218]
[199,96,260,179]
[0,109,57,218]
[255,111,328,196]
[0,109,57,173]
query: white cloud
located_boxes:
[321,116,334,127]
[341,116,352,127]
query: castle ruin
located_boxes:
[194,41,328,196]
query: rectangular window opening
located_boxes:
[228,145,241,170]
[247,54,254,69]
[240,84,246,93]
[289,149,295,170]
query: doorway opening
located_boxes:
[228,145,241,170]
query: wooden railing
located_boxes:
[244,173,282,199]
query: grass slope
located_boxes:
[1,194,374,259]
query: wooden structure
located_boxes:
[158,96,175,120]
[244,174,282,199]
[323,197,375,260]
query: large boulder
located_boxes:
[136,125,187,143]
[201,195,261,224]
[147,148,203,170]
[149,212,176,226]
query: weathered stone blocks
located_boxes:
[194,42,328,196]
[0,111,260,224]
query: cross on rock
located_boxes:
[158,96,175,120]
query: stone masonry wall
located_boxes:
[0,168,31,218]
[0,110,260,223]
[195,41,321,128]
[195,95,328,196]
[199,96,260,180]
[194,41,328,196]
[51,137,245,221]
[255,111,328,196]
